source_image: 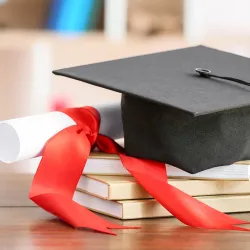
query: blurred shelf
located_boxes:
[0,29,185,46]
[1,29,250,49]
[0,29,187,67]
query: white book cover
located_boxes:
[83,152,250,180]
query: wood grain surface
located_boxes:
[0,208,250,250]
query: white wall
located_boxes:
[184,0,250,43]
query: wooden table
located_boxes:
[1,208,250,250]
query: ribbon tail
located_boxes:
[29,126,134,236]
[120,155,250,231]
[30,193,121,235]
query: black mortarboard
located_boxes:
[53,45,250,174]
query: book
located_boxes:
[77,175,250,200]
[47,0,100,32]
[83,152,250,180]
[73,191,250,219]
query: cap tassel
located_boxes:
[195,68,250,87]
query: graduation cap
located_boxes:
[53,45,250,174]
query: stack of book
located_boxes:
[2,150,250,220]
[73,151,250,220]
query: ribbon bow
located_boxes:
[29,106,250,235]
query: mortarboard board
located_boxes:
[53,45,250,174]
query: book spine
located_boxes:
[47,0,96,32]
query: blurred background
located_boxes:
[0,0,250,205]
[0,0,250,120]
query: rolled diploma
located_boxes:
[0,103,123,164]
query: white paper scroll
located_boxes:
[0,102,123,164]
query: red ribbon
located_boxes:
[29,106,250,235]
